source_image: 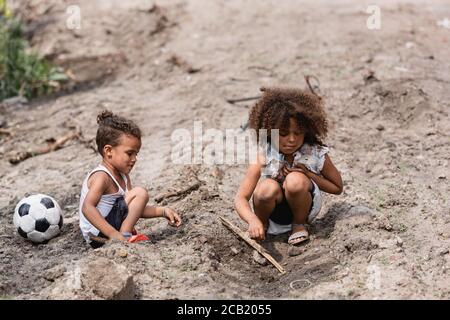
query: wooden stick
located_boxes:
[8,128,81,164]
[167,54,201,74]
[220,217,286,274]
[304,75,322,98]
[0,128,12,136]
[87,232,110,244]
[154,181,201,203]
[226,96,261,104]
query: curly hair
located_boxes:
[96,110,141,156]
[248,86,328,145]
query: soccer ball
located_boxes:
[13,194,63,243]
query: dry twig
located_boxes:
[8,127,81,164]
[154,181,201,203]
[0,128,12,136]
[220,217,286,274]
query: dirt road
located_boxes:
[0,0,449,299]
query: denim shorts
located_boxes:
[90,196,128,249]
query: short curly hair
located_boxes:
[96,110,141,156]
[248,87,328,145]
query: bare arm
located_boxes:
[303,155,343,194]
[234,161,262,224]
[287,154,343,194]
[142,206,182,227]
[124,174,181,227]
[82,172,125,240]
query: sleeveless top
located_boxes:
[261,143,329,182]
[78,164,128,242]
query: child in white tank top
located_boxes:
[79,110,182,248]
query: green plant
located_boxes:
[0,10,67,101]
[398,223,408,232]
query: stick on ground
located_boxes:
[8,128,81,164]
[226,96,261,104]
[0,128,12,136]
[87,232,110,244]
[220,216,286,274]
[154,181,201,203]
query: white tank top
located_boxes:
[78,164,128,242]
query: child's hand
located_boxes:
[247,216,265,241]
[162,207,182,227]
[109,230,127,242]
[282,163,311,177]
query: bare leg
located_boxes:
[283,172,312,234]
[120,187,149,233]
[252,179,283,229]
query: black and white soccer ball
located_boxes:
[13,194,63,243]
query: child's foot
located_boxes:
[288,223,309,246]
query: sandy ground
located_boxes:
[0,0,449,299]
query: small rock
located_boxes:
[374,85,391,97]
[253,250,268,266]
[346,205,374,217]
[117,249,128,258]
[211,167,224,179]
[287,246,305,257]
[1,96,28,109]
[136,2,157,13]
[379,239,395,249]
[376,215,393,231]
[209,260,219,271]
[198,235,208,244]
[395,236,403,247]
[230,247,239,255]
[0,115,6,128]
[438,248,449,256]
[396,247,404,253]
[45,257,134,300]
[43,265,67,281]
[376,124,385,131]
[339,268,350,277]
[363,69,378,84]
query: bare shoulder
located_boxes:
[87,171,111,190]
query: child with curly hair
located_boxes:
[79,110,181,248]
[234,87,343,245]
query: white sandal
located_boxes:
[288,223,309,245]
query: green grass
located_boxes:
[0,10,67,101]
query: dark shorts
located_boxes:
[269,182,315,225]
[90,196,129,249]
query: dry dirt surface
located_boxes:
[0,0,449,299]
